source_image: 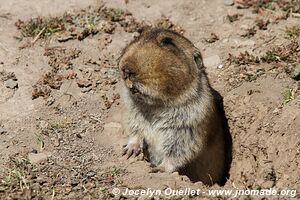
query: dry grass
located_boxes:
[286,25,300,38]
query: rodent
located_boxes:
[118,28,231,185]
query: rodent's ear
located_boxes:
[193,49,204,69]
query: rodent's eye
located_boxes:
[160,37,174,47]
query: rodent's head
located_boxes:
[119,28,204,106]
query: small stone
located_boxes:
[103,122,123,135]
[39,120,49,129]
[76,79,92,88]
[46,96,55,106]
[31,149,38,154]
[0,127,7,134]
[4,79,18,89]
[224,0,234,6]
[36,177,47,185]
[222,38,229,43]
[272,108,280,114]
[53,138,60,147]
[86,171,96,178]
[240,24,249,30]
[203,55,221,68]
[81,87,92,93]
[28,152,50,164]
[229,78,235,84]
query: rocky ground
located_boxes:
[0,0,299,199]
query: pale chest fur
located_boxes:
[126,93,213,165]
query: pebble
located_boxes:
[203,55,221,68]
[31,149,38,154]
[222,38,229,43]
[4,79,18,89]
[81,86,92,93]
[0,127,7,134]
[224,0,234,6]
[46,96,55,106]
[28,152,50,164]
[240,24,249,30]
[39,120,49,129]
[217,64,224,69]
[103,122,123,135]
[272,108,280,114]
[76,79,92,88]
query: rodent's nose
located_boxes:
[121,66,136,80]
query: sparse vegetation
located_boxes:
[283,87,294,105]
[228,51,260,65]
[1,157,33,196]
[14,7,136,42]
[260,51,281,63]
[286,25,300,38]
[236,0,300,14]
[2,1,300,199]
[292,64,300,80]
[107,8,124,22]
[229,40,300,66]
[226,40,300,86]
[0,155,127,199]
[15,17,65,38]
[245,68,266,82]
[261,41,300,64]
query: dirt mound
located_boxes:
[0,0,299,199]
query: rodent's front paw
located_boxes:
[122,139,142,159]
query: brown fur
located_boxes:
[119,28,231,185]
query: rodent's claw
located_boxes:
[126,149,134,159]
[122,145,128,156]
[133,148,141,157]
[122,142,142,159]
